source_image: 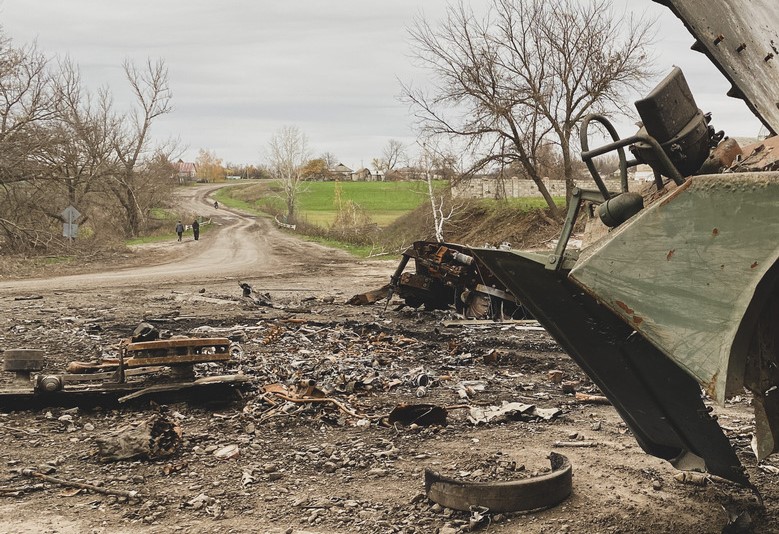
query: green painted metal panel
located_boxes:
[569,172,779,402]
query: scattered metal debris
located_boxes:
[425,452,572,513]
[0,325,249,410]
[388,404,448,427]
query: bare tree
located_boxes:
[0,36,60,249]
[420,140,461,242]
[405,0,654,215]
[30,59,116,222]
[267,125,310,223]
[320,152,339,171]
[109,58,174,237]
[371,139,407,177]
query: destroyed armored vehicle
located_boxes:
[463,0,779,487]
[387,241,527,320]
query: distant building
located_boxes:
[175,160,197,184]
[632,164,655,182]
[332,163,353,179]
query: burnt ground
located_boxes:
[0,185,776,533]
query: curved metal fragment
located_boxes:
[424,452,572,513]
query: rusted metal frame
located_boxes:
[580,114,631,194]
[424,452,572,513]
[580,114,686,187]
[125,352,230,368]
[546,188,606,271]
[59,367,161,383]
[123,337,231,351]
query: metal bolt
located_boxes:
[736,43,747,53]
[548,256,557,265]
[713,34,724,45]
[765,53,774,62]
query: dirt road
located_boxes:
[0,185,387,295]
[0,185,775,533]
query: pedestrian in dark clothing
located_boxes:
[192,219,200,241]
[175,221,184,242]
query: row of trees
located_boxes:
[0,30,176,252]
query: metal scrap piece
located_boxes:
[424,452,572,513]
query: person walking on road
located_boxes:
[175,220,184,242]
[192,219,200,241]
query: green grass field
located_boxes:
[297,180,437,227]
[220,180,441,228]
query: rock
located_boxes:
[548,370,564,383]
[323,462,337,473]
[213,444,240,460]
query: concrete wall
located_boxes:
[452,176,624,199]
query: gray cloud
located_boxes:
[0,0,763,169]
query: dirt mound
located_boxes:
[380,200,563,252]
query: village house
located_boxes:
[175,160,197,184]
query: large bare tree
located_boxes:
[30,59,116,222]
[372,139,407,176]
[405,0,655,216]
[0,36,60,249]
[267,125,310,223]
[110,58,174,237]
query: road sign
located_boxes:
[61,205,81,222]
[63,223,79,239]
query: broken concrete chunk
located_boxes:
[94,414,182,461]
[467,402,561,424]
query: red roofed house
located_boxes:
[175,160,197,184]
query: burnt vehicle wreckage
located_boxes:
[351,241,529,321]
[363,0,779,491]
[0,323,249,410]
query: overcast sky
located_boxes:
[0,0,763,170]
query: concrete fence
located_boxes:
[452,177,624,199]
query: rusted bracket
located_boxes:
[424,452,572,513]
[546,188,605,271]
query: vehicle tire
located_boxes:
[3,349,45,372]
